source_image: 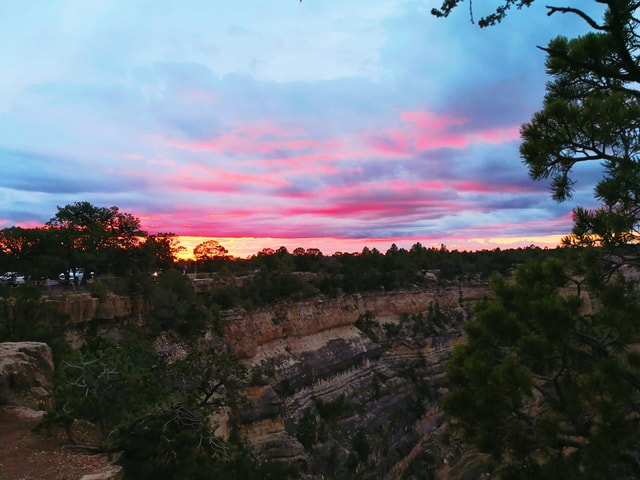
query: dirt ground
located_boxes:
[0,406,116,480]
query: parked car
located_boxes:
[1,272,26,286]
[58,268,84,284]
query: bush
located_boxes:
[89,280,109,301]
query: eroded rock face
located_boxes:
[43,293,145,324]
[0,342,54,409]
[227,285,491,479]
[223,287,467,359]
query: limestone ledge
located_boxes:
[224,285,489,358]
[0,293,146,325]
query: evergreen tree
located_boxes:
[442,259,640,478]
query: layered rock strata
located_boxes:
[226,284,490,479]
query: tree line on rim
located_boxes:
[0,200,568,292]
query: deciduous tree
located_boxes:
[193,239,229,262]
[47,201,145,252]
[46,201,146,275]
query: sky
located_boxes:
[0,1,604,258]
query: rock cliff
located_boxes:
[223,285,487,359]
[1,292,146,326]
[43,292,146,324]
[223,283,491,479]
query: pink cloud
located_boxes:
[368,130,411,156]
[368,110,521,155]
[400,111,467,130]
[250,154,351,175]
[283,203,396,217]
[275,180,467,222]
[452,179,539,194]
[169,120,341,156]
[475,125,521,144]
[413,132,469,150]
[152,162,291,194]
[320,179,458,200]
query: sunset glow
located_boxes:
[175,234,565,260]
[1,2,598,253]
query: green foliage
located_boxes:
[143,269,212,335]
[354,311,378,341]
[47,335,261,478]
[522,3,640,250]
[434,2,640,252]
[382,321,401,338]
[432,5,640,476]
[426,301,448,329]
[118,403,229,479]
[170,349,247,409]
[442,258,640,478]
[89,280,109,301]
[295,410,318,451]
[51,337,162,439]
[350,428,371,461]
[522,73,640,248]
[315,395,353,422]
[120,405,297,480]
[0,226,66,279]
[0,203,182,282]
[192,240,229,273]
[0,286,70,360]
[132,233,183,273]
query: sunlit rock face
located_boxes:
[224,284,491,479]
[0,342,53,409]
[42,293,145,324]
[222,287,474,359]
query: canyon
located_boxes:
[1,280,494,479]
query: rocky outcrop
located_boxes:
[0,342,53,409]
[42,292,145,324]
[80,466,125,480]
[0,292,146,327]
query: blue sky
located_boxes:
[0,1,603,256]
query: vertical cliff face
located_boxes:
[222,286,484,359]
[41,293,146,324]
[222,284,491,479]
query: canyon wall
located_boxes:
[2,281,492,478]
[220,283,491,479]
[222,284,489,359]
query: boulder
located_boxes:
[0,342,53,409]
[80,466,124,480]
